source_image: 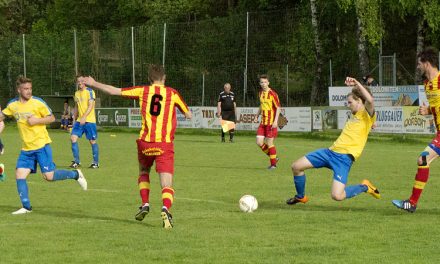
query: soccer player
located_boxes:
[81,64,192,229]
[253,75,281,169]
[70,76,99,169]
[0,76,87,215]
[392,48,440,213]
[286,77,380,205]
[216,83,237,142]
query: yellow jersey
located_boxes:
[424,72,440,130]
[2,96,52,151]
[329,107,376,160]
[74,88,96,123]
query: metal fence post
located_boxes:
[286,64,289,106]
[202,73,205,106]
[22,34,26,77]
[131,27,137,108]
[243,12,249,107]
[162,23,167,67]
[74,29,78,76]
[329,59,333,87]
[393,53,396,86]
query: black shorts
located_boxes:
[221,110,236,122]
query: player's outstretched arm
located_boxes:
[81,76,121,96]
[345,77,374,115]
[0,120,4,134]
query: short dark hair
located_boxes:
[16,75,32,87]
[259,74,269,80]
[148,64,166,83]
[418,47,439,68]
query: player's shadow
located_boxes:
[177,164,263,171]
[258,201,440,215]
[0,205,154,227]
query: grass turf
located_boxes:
[0,127,439,263]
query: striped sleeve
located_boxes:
[172,89,189,113]
[34,97,53,116]
[121,86,144,99]
[87,88,95,101]
[271,90,281,108]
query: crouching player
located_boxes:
[286,77,380,205]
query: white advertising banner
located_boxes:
[128,108,141,128]
[236,107,260,131]
[372,106,404,133]
[312,110,323,131]
[337,109,352,129]
[402,106,435,134]
[329,85,422,107]
[328,87,352,107]
[282,107,312,132]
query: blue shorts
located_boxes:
[71,122,98,140]
[305,148,353,184]
[17,144,56,174]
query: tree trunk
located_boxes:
[415,18,426,84]
[309,0,323,106]
[356,15,369,77]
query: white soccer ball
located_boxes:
[239,195,258,213]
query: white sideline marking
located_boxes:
[87,188,120,193]
[177,197,228,204]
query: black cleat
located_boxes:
[161,208,173,229]
[392,199,417,213]
[69,161,80,168]
[89,163,99,169]
[135,204,150,221]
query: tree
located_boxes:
[309,0,323,106]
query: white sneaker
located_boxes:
[12,207,32,215]
[76,169,87,191]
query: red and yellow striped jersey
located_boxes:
[425,72,440,131]
[121,85,189,143]
[258,88,281,125]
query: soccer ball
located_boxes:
[239,195,258,213]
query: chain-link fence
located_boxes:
[0,8,421,108]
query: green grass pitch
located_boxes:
[0,127,439,263]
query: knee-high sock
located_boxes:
[72,142,80,163]
[221,129,225,139]
[138,174,150,205]
[345,184,368,199]
[91,143,99,163]
[53,170,79,181]
[268,145,277,166]
[16,179,31,209]
[162,187,174,210]
[409,165,429,205]
[294,175,306,198]
[259,143,269,155]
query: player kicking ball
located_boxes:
[286,77,380,205]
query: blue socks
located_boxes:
[16,179,31,209]
[345,184,368,199]
[91,143,99,164]
[72,142,80,163]
[53,170,79,181]
[294,175,306,198]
